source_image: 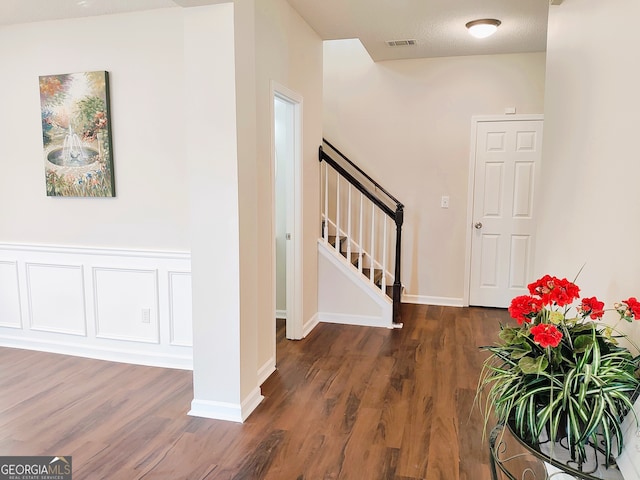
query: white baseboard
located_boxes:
[275,309,287,320]
[0,336,192,370]
[189,386,264,423]
[303,313,319,337]
[402,294,464,307]
[0,242,191,260]
[257,357,276,385]
[318,312,393,329]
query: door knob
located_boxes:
[475,222,483,229]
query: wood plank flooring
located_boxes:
[0,304,510,479]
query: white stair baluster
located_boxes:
[347,184,352,261]
[382,215,388,292]
[335,173,340,253]
[358,193,364,274]
[370,203,375,284]
[323,162,328,242]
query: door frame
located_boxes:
[270,81,304,340]
[463,114,544,306]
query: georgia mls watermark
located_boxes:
[0,456,71,480]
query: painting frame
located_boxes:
[39,70,115,197]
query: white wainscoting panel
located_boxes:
[168,271,193,347]
[0,244,193,369]
[26,263,87,336]
[93,268,159,343]
[0,261,22,328]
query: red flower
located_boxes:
[528,274,554,298]
[528,275,580,307]
[578,297,605,320]
[623,297,640,319]
[530,323,563,348]
[508,295,543,324]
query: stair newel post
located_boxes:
[347,184,352,260]
[358,192,364,274]
[392,205,404,324]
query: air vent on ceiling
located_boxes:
[386,39,417,47]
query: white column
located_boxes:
[185,3,262,423]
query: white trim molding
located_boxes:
[402,294,464,307]
[0,260,23,329]
[270,81,304,341]
[189,387,264,423]
[257,357,276,385]
[0,243,193,370]
[318,312,396,329]
[26,262,87,336]
[303,313,320,338]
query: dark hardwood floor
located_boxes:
[0,304,510,479]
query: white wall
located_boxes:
[0,8,195,367]
[323,40,546,304]
[0,8,189,250]
[536,0,640,343]
[0,0,323,422]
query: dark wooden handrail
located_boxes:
[323,138,403,208]
[319,146,397,219]
[319,141,404,324]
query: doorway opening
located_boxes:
[272,83,303,340]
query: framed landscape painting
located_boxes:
[39,70,115,197]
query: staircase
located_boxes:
[319,139,404,326]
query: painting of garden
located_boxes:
[40,71,115,197]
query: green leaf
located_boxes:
[510,343,532,360]
[573,335,594,353]
[499,327,523,344]
[519,355,549,374]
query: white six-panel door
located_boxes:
[469,118,543,307]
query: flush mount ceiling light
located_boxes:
[465,19,501,39]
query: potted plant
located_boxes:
[478,274,640,465]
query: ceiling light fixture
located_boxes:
[465,19,501,39]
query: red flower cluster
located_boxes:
[577,297,605,320]
[530,323,563,348]
[528,275,580,307]
[508,295,542,324]
[622,297,640,319]
[507,275,640,351]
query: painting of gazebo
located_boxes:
[39,71,115,197]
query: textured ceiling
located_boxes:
[286,0,549,61]
[0,0,176,26]
[0,0,549,61]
